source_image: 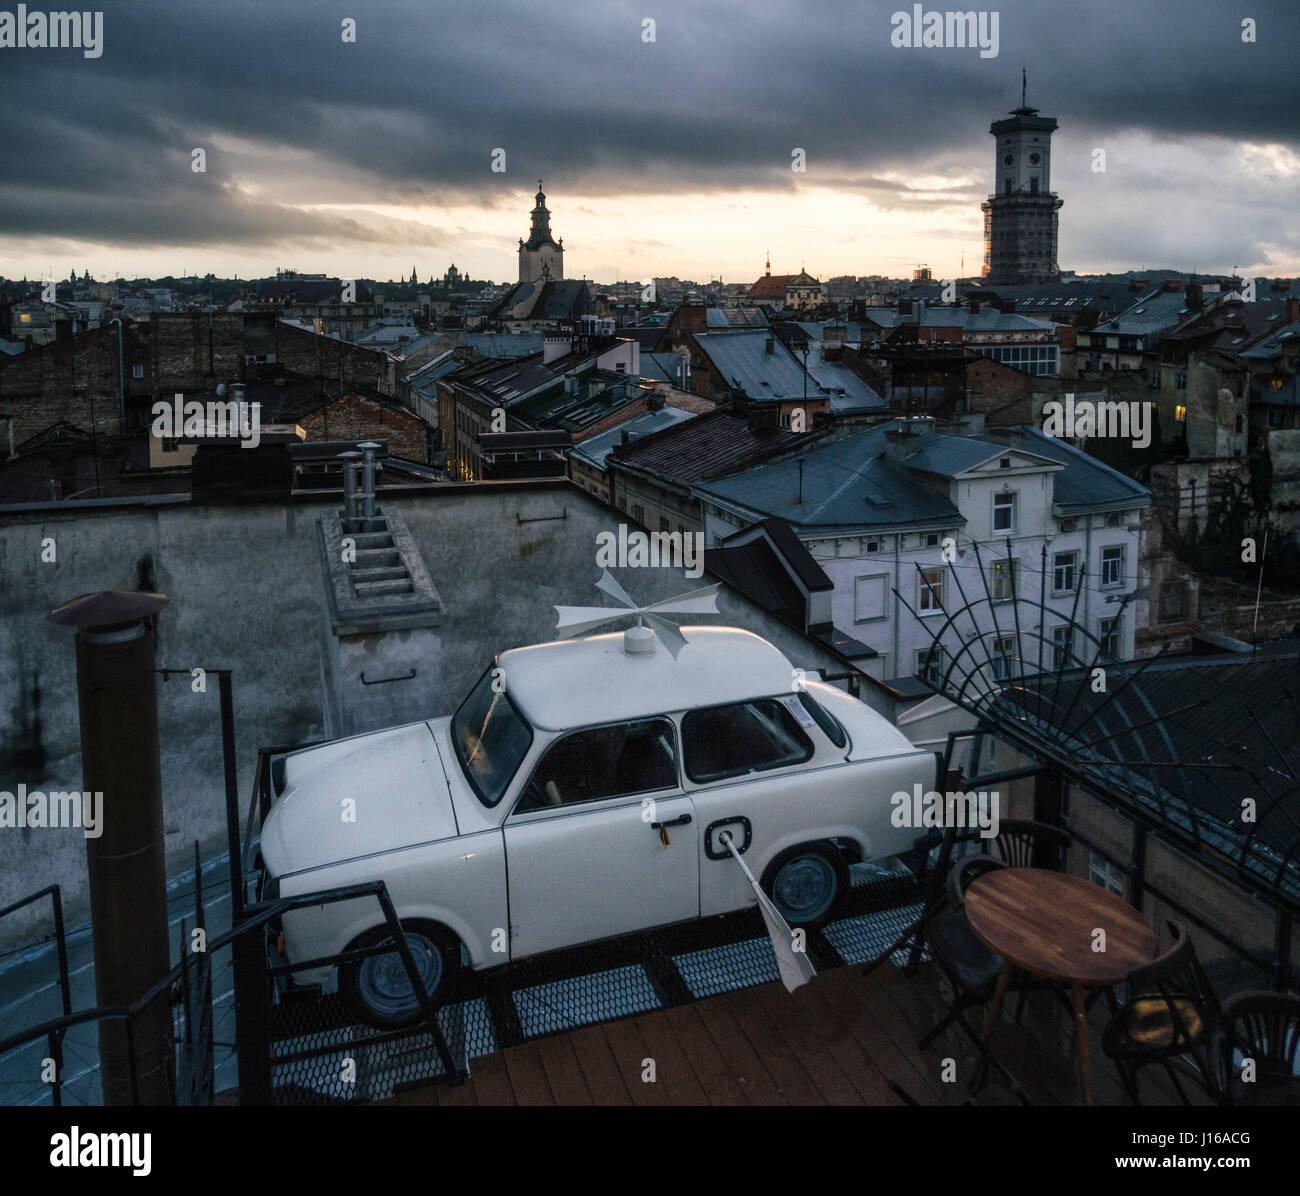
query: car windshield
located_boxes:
[451,666,534,808]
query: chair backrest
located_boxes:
[1126,921,1221,1047]
[947,854,1007,911]
[1220,990,1300,1082]
[990,818,1072,871]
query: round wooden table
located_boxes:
[965,868,1157,1105]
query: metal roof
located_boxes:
[695,426,961,532]
[693,329,818,400]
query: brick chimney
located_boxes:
[1287,297,1299,325]
[883,415,934,463]
[1185,281,1204,310]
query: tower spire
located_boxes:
[1022,67,1027,109]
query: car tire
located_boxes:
[760,842,849,930]
[339,920,462,1030]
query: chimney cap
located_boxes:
[47,590,169,629]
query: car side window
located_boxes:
[515,718,678,813]
[682,698,814,784]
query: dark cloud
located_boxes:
[0,0,1296,264]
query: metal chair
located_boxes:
[1101,921,1223,1105]
[918,855,1008,1052]
[988,818,1072,871]
[1218,990,1300,1107]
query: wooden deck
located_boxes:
[379,955,1211,1107]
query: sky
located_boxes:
[2,0,1298,286]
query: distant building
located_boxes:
[518,181,564,284]
[747,255,822,310]
[981,83,1063,286]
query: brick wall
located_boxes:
[273,322,395,398]
[0,324,120,444]
[296,392,431,462]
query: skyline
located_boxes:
[2,0,1298,284]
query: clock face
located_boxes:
[1003,153,1014,166]
[1029,152,1041,165]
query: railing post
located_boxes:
[1275,909,1293,993]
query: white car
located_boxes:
[259,625,936,1027]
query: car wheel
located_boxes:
[339,920,461,1030]
[760,842,848,930]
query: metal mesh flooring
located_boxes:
[269,869,927,1104]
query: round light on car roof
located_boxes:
[624,625,657,657]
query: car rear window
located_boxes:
[797,690,848,749]
[682,698,814,783]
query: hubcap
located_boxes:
[773,855,836,922]
[359,933,441,1016]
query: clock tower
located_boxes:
[980,75,1063,285]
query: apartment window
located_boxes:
[999,457,1012,469]
[1101,545,1126,588]
[1269,410,1284,429]
[659,516,671,533]
[1175,371,1187,390]
[993,491,1017,535]
[923,532,940,547]
[131,363,145,379]
[1159,581,1188,623]
[1088,849,1126,897]
[854,575,889,623]
[1235,414,1244,434]
[918,568,944,614]
[632,503,645,525]
[991,558,1016,602]
[991,635,1017,681]
[865,538,881,553]
[916,646,946,685]
[1098,615,1121,661]
[1051,625,1074,669]
[1175,404,1187,422]
[1107,512,1125,527]
[1052,551,1077,594]
[1147,369,1160,388]
[161,437,179,452]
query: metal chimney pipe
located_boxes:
[358,442,380,523]
[46,590,172,1106]
[338,450,361,526]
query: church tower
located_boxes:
[518,181,565,284]
[980,75,1063,285]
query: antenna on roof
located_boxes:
[554,570,721,658]
[1022,67,1027,109]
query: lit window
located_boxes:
[991,558,1016,601]
[1175,404,1187,422]
[919,568,944,614]
[993,491,1017,535]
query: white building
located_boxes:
[695,417,1149,688]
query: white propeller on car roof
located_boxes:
[554,570,722,658]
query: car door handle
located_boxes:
[651,814,692,829]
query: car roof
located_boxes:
[498,626,798,731]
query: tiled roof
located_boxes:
[609,408,805,486]
[748,274,795,299]
[568,407,696,470]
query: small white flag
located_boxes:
[720,832,817,993]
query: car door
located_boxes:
[502,717,698,960]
